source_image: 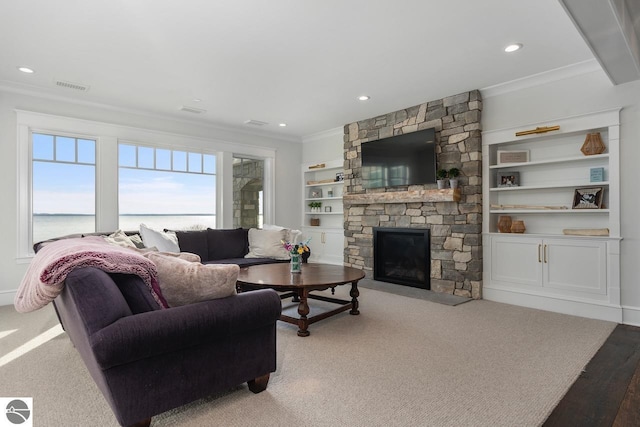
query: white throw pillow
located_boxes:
[103,229,137,248]
[245,228,290,260]
[263,224,302,244]
[139,224,180,253]
[146,253,238,307]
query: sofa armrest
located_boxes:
[90,288,281,370]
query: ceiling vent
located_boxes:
[179,106,206,114]
[244,119,268,126]
[54,80,90,92]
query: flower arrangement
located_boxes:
[282,238,311,255]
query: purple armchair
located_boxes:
[54,266,281,426]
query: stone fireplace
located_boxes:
[343,90,482,299]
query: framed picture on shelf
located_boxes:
[309,189,323,198]
[324,206,332,212]
[497,150,529,165]
[497,171,520,187]
[335,172,344,182]
[590,167,604,182]
[572,187,604,209]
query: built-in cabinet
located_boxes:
[302,159,344,265]
[482,109,622,322]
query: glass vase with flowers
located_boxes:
[281,238,311,273]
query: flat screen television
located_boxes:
[360,128,437,189]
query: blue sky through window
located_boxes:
[118,144,216,215]
[33,136,216,215]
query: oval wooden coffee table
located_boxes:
[236,263,365,337]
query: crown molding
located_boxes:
[481,59,604,99]
[302,126,344,143]
[0,80,302,144]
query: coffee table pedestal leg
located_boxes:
[350,282,360,315]
[297,290,310,337]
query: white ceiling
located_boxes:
[0,0,636,139]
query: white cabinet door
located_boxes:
[490,236,542,287]
[321,229,345,265]
[302,229,324,262]
[543,238,607,295]
[302,228,344,265]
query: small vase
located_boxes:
[510,220,526,233]
[290,253,302,273]
[497,215,512,233]
[437,179,447,189]
[449,179,458,189]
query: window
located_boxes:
[118,144,216,231]
[232,157,264,229]
[32,133,96,244]
[17,110,276,260]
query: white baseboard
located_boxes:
[0,290,16,307]
[484,287,623,323]
[622,306,640,327]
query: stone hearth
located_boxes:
[342,90,482,299]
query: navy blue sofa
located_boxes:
[36,228,284,426]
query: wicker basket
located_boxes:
[310,218,320,226]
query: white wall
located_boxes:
[0,89,302,305]
[482,69,640,325]
[302,127,343,164]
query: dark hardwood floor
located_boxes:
[544,324,640,426]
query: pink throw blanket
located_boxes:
[14,236,168,313]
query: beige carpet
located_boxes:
[0,286,615,427]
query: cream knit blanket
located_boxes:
[14,236,168,312]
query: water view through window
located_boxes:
[118,144,217,232]
[30,139,218,244]
[32,133,96,243]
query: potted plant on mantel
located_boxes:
[436,169,448,189]
[448,167,460,189]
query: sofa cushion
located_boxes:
[64,267,133,334]
[146,253,238,307]
[109,272,162,313]
[245,228,290,260]
[139,224,180,253]
[203,257,289,267]
[173,230,209,261]
[206,228,249,261]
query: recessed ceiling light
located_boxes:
[18,66,35,74]
[279,123,287,127]
[192,98,202,102]
[504,43,523,53]
[358,95,370,101]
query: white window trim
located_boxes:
[16,110,276,261]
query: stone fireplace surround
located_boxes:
[342,90,482,299]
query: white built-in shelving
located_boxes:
[482,108,622,322]
[301,159,345,265]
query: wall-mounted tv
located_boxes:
[361,128,436,189]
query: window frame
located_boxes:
[117,141,218,228]
[18,125,101,261]
[31,132,98,244]
[17,110,276,261]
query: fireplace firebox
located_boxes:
[373,227,430,289]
